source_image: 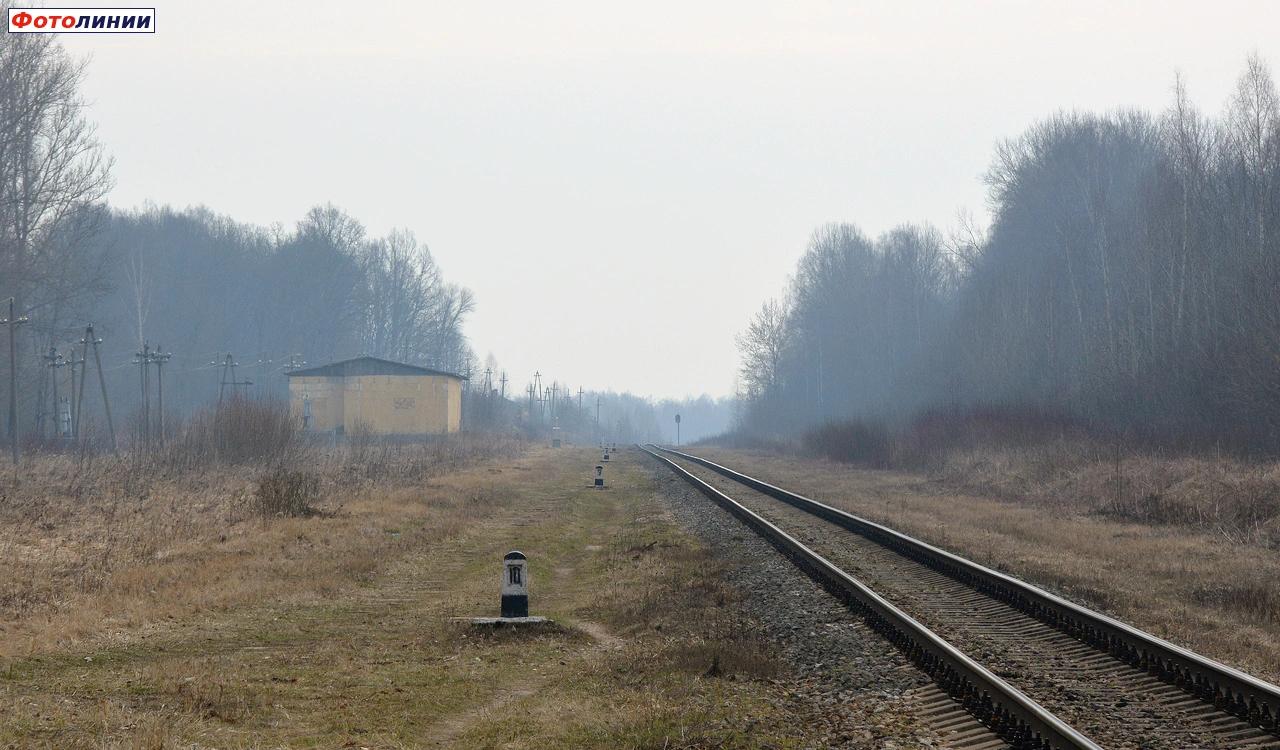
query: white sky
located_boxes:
[67,0,1280,399]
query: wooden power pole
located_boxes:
[3,298,29,464]
[153,346,171,446]
[44,347,66,438]
[135,342,151,449]
[64,348,82,439]
[83,325,117,454]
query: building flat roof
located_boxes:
[285,356,467,380]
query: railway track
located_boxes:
[643,444,1280,750]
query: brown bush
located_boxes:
[161,396,304,470]
[253,467,321,518]
[755,406,1086,470]
[895,404,1085,466]
[693,430,794,453]
[801,419,893,468]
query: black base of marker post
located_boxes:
[501,594,528,618]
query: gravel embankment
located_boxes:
[646,464,1005,749]
[671,457,1280,750]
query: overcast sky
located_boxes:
[69,1,1280,399]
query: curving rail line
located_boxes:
[640,444,1101,750]
[648,444,1280,737]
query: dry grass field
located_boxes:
[0,436,524,656]
[9,422,1274,748]
[0,442,840,748]
[691,444,1280,684]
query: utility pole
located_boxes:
[43,346,63,438]
[135,342,151,449]
[83,324,117,454]
[74,337,85,439]
[462,364,472,431]
[256,355,272,399]
[76,332,90,441]
[533,371,542,424]
[134,343,171,449]
[153,346,171,447]
[216,353,253,404]
[577,386,584,411]
[66,348,82,439]
[217,354,232,404]
[595,394,601,444]
[499,371,507,400]
[3,298,30,465]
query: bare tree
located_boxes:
[0,29,113,304]
[736,299,787,404]
[0,16,113,440]
[1226,53,1279,260]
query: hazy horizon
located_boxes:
[69,0,1280,399]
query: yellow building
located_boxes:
[286,357,465,436]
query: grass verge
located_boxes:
[0,447,824,748]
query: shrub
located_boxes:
[801,419,892,467]
[162,397,304,469]
[692,430,795,453]
[896,404,1084,465]
[252,467,321,518]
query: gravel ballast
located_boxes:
[645,462,1006,749]
[667,453,1280,750]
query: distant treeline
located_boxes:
[100,205,475,411]
[738,56,1280,451]
[0,28,478,439]
[15,202,476,435]
[512,386,734,445]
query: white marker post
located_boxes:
[464,550,548,627]
[594,464,605,488]
[501,550,529,617]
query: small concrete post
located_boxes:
[594,464,605,488]
[501,550,529,617]
[602,449,610,461]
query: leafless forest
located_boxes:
[737,56,1280,454]
[0,30,475,432]
[0,28,728,448]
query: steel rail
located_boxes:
[640,444,1101,750]
[652,444,1280,731]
